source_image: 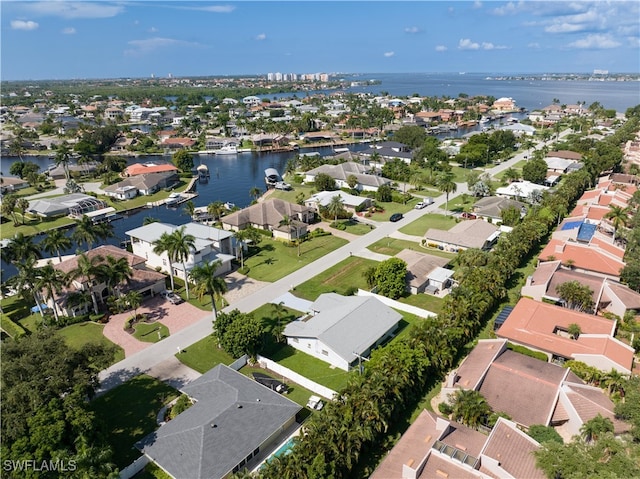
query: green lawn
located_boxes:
[293,256,378,301]
[0,215,76,240]
[367,237,421,256]
[399,213,457,236]
[368,198,421,222]
[398,294,446,316]
[438,193,478,213]
[57,322,125,363]
[175,335,235,374]
[250,303,303,356]
[390,310,427,342]
[270,346,350,392]
[91,375,178,469]
[331,218,374,235]
[244,235,348,282]
[98,179,189,211]
[268,183,316,203]
[132,322,170,343]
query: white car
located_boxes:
[306,395,324,410]
[415,198,433,209]
[162,290,184,305]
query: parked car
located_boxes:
[162,290,184,305]
[389,213,403,222]
[307,395,324,410]
[252,372,288,394]
[415,199,433,209]
[460,212,477,220]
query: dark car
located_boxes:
[252,372,288,393]
[389,213,403,222]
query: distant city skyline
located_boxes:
[2,1,639,81]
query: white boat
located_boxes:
[197,164,210,179]
[165,192,181,206]
[213,145,238,155]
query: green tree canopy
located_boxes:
[522,157,548,184]
[374,257,407,299]
[314,172,337,191]
[172,149,194,173]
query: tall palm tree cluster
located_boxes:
[257,167,599,479]
[2,228,135,324]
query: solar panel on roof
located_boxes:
[494,305,514,330]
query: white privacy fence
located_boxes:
[256,355,337,400]
[357,289,436,318]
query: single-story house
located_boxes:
[442,339,628,441]
[495,181,548,201]
[496,297,634,374]
[125,162,179,177]
[47,162,99,180]
[27,193,105,218]
[283,293,402,371]
[305,190,372,215]
[394,249,450,294]
[538,239,624,280]
[126,222,235,282]
[304,162,391,192]
[371,409,545,479]
[424,219,500,252]
[47,245,166,317]
[103,171,178,200]
[472,196,526,222]
[426,267,455,294]
[221,198,314,241]
[0,176,29,194]
[137,364,301,479]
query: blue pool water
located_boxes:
[561,220,583,230]
[273,437,297,458]
[577,223,597,242]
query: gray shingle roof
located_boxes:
[283,293,402,362]
[137,365,301,479]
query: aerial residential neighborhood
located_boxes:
[1,70,640,479]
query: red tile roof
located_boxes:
[496,298,634,373]
[538,239,624,277]
[126,163,178,176]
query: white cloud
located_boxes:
[25,1,124,19]
[528,42,540,49]
[482,42,507,50]
[473,1,482,9]
[149,27,158,33]
[62,27,76,34]
[404,26,420,34]
[124,37,199,56]
[435,45,448,52]
[255,33,266,41]
[197,5,236,13]
[628,36,640,48]
[384,51,395,57]
[545,23,584,33]
[492,1,521,16]
[11,20,39,31]
[568,34,621,49]
[458,38,479,50]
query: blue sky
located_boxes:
[2,1,639,80]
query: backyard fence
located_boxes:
[229,354,248,371]
[357,289,436,318]
[119,455,150,479]
[256,355,337,400]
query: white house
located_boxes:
[495,180,548,201]
[126,222,236,283]
[283,293,402,371]
[305,190,372,214]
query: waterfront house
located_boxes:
[304,162,391,192]
[103,171,179,200]
[125,162,179,177]
[0,176,29,194]
[126,222,235,282]
[137,364,301,479]
[221,198,314,241]
[283,293,401,371]
[27,193,106,218]
[305,190,372,215]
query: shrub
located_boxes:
[0,315,27,338]
[168,394,192,420]
[343,286,358,296]
[506,342,548,361]
[438,402,453,415]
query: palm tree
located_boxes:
[604,205,630,243]
[271,301,288,343]
[450,389,492,429]
[9,258,45,316]
[124,290,142,320]
[153,232,177,291]
[143,216,159,225]
[0,194,19,226]
[54,141,73,180]
[234,229,251,270]
[603,369,625,397]
[100,255,133,297]
[3,232,42,264]
[436,171,457,215]
[65,290,92,317]
[70,253,104,315]
[207,201,225,222]
[72,215,114,251]
[183,200,196,219]
[580,414,614,443]
[15,198,29,225]
[41,228,72,262]
[36,263,67,323]
[168,226,196,299]
[327,194,345,222]
[249,186,262,202]
[189,260,227,321]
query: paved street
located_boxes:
[97,135,563,393]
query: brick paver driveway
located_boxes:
[102,296,210,357]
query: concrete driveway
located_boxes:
[102,296,210,357]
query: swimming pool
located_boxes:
[258,436,297,470]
